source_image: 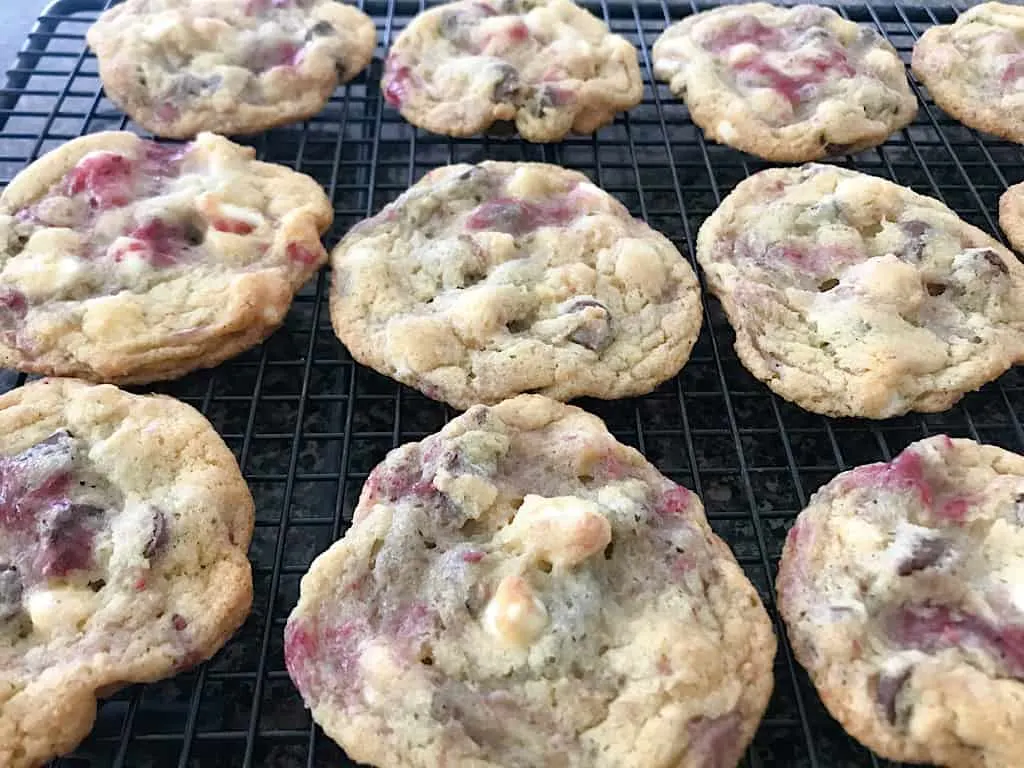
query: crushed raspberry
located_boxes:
[736,48,853,106]
[886,604,1024,678]
[65,151,134,210]
[505,20,530,43]
[464,197,575,236]
[154,102,180,124]
[115,219,188,267]
[142,141,189,175]
[598,453,627,480]
[687,713,742,763]
[213,218,255,235]
[35,502,100,577]
[386,602,437,643]
[286,242,320,265]
[172,614,188,631]
[363,463,435,504]
[250,41,303,73]
[704,16,780,52]
[383,57,413,107]
[462,550,485,563]
[1003,55,1024,86]
[935,497,969,522]
[285,618,367,697]
[656,484,694,517]
[0,288,27,331]
[846,448,933,505]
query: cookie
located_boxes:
[999,181,1024,253]
[912,2,1024,145]
[285,394,775,768]
[696,163,1024,418]
[331,161,702,409]
[777,435,1024,768]
[381,0,643,142]
[87,0,376,138]
[0,131,332,384]
[652,3,917,162]
[0,378,254,768]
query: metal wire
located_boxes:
[0,0,1018,765]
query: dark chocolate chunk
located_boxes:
[306,20,336,40]
[823,142,854,156]
[876,668,912,724]
[144,507,169,559]
[561,298,614,352]
[0,566,23,621]
[897,535,947,576]
[978,248,1009,275]
[491,64,522,103]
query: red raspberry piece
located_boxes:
[383,57,414,107]
[464,197,574,236]
[65,152,135,210]
[212,218,255,235]
[286,242,320,265]
[656,484,694,517]
[704,16,780,52]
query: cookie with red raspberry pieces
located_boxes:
[0,378,253,768]
[87,0,376,139]
[696,163,1024,418]
[286,394,775,768]
[652,3,917,162]
[381,0,642,141]
[912,2,1024,146]
[777,435,1024,768]
[0,131,332,383]
[1000,181,1024,253]
[330,161,702,409]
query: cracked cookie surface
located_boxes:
[912,2,1024,145]
[0,378,253,768]
[87,0,376,139]
[777,435,1024,768]
[696,164,1024,418]
[330,161,702,409]
[382,0,642,141]
[0,131,332,384]
[285,394,775,768]
[652,3,917,162]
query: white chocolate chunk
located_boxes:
[507,494,612,568]
[26,587,97,636]
[483,574,548,646]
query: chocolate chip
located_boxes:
[926,282,947,297]
[823,142,854,156]
[899,220,930,262]
[562,298,614,352]
[306,20,335,40]
[144,508,169,559]
[491,64,522,103]
[876,668,912,724]
[897,536,947,576]
[818,277,839,292]
[0,566,23,621]
[979,248,1009,275]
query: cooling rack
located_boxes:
[1,0,1020,766]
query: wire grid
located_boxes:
[0,0,1020,765]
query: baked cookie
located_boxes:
[381,0,643,141]
[652,3,917,162]
[696,164,1024,418]
[1000,181,1024,253]
[912,2,1024,145]
[777,435,1024,768]
[0,378,254,768]
[330,161,702,409]
[87,0,376,138]
[286,394,775,768]
[0,131,332,384]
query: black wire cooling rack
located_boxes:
[1,0,1021,766]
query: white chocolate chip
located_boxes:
[716,120,738,142]
[26,587,97,636]
[483,574,548,646]
[506,494,612,568]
